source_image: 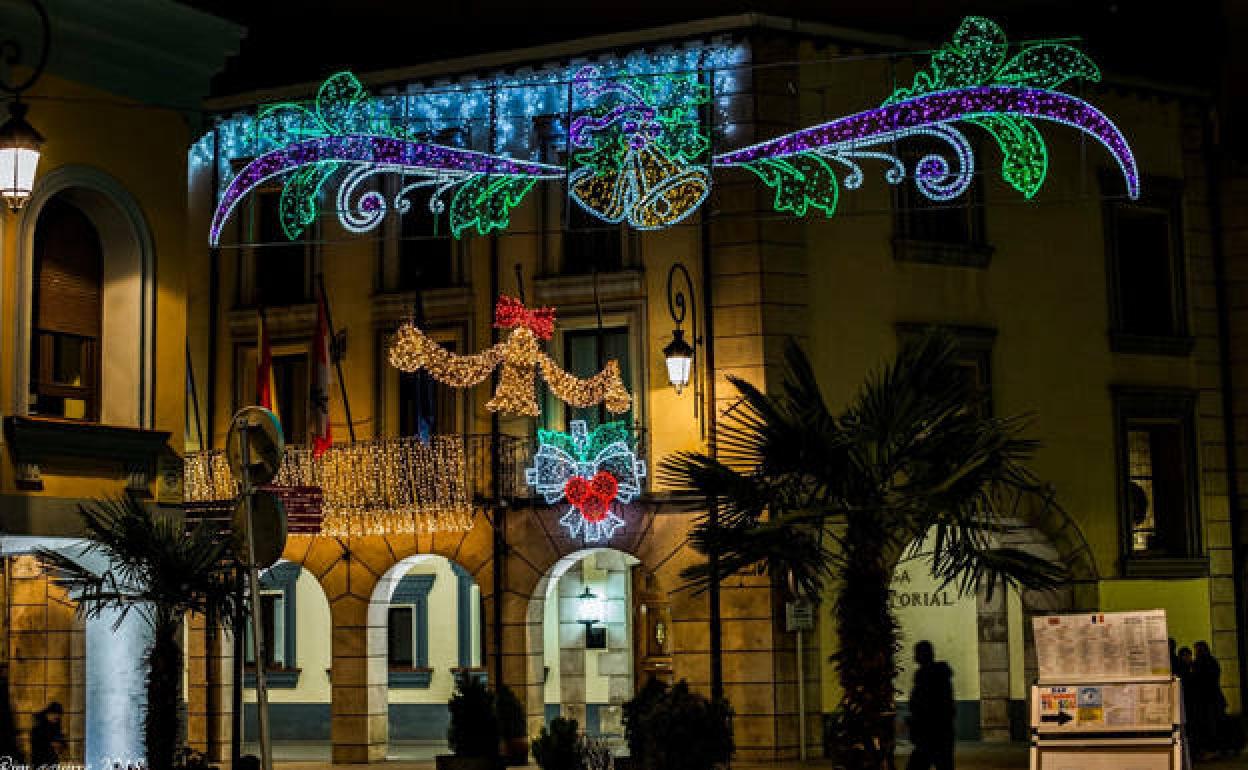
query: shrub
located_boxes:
[622,676,667,763]
[531,717,580,770]
[496,684,527,741]
[448,673,500,757]
[623,680,733,770]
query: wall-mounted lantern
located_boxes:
[576,585,607,649]
[663,262,703,436]
[0,0,50,212]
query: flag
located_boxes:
[257,308,278,418]
[310,286,333,457]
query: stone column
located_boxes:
[976,589,1011,742]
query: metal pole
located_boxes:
[317,273,356,442]
[237,418,273,770]
[187,343,205,450]
[797,626,807,761]
[231,565,244,765]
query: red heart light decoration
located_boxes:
[564,476,592,509]
[589,471,618,502]
[582,495,610,523]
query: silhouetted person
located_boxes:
[907,640,955,770]
[1189,641,1226,759]
[1170,638,1179,675]
[30,702,66,769]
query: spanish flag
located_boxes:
[257,307,278,418]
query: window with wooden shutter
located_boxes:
[30,198,101,421]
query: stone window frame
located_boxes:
[244,561,301,689]
[232,174,322,310]
[388,573,436,688]
[1111,386,1207,578]
[890,142,994,268]
[1102,174,1194,356]
[895,322,997,415]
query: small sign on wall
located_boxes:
[786,601,814,632]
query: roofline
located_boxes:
[202,13,924,112]
[201,12,1209,114]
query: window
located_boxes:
[396,202,455,291]
[563,204,624,274]
[388,573,435,687]
[271,353,309,445]
[249,191,310,307]
[399,367,458,438]
[896,324,995,416]
[30,198,102,421]
[246,591,286,669]
[1104,177,1189,353]
[563,327,632,428]
[242,562,300,687]
[892,140,990,266]
[388,606,415,667]
[1113,388,1203,575]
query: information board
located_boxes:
[1033,610,1171,683]
[1035,683,1175,733]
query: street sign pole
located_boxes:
[237,417,273,770]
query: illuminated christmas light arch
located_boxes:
[207,17,1138,246]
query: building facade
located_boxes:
[173,14,1248,766]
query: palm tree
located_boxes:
[660,332,1065,769]
[37,495,241,770]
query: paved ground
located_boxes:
[250,741,1248,768]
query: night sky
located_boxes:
[182,0,1228,98]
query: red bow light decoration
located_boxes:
[494,295,556,341]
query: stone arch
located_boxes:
[15,165,156,427]
[276,528,495,763]
[499,501,702,741]
[973,507,1100,742]
[524,547,642,738]
[237,560,333,753]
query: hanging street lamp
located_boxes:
[0,0,51,212]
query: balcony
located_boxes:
[183,427,649,534]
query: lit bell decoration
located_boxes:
[567,66,710,231]
[388,295,632,418]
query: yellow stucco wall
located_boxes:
[0,70,190,499]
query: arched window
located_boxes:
[30,197,102,421]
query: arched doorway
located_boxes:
[527,548,640,751]
[892,512,1099,746]
[241,560,333,760]
[367,553,483,761]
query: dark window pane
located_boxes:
[398,204,454,290]
[564,204,622,274]
[272,354,308,444]
[1114,208,1175,336]
[564,328,631,428]
[253,192,308,306]
[389,607,414,667]
[399,341,456,438]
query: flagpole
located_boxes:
[317,272,356,443]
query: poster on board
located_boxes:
[1033,610,1171,682]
